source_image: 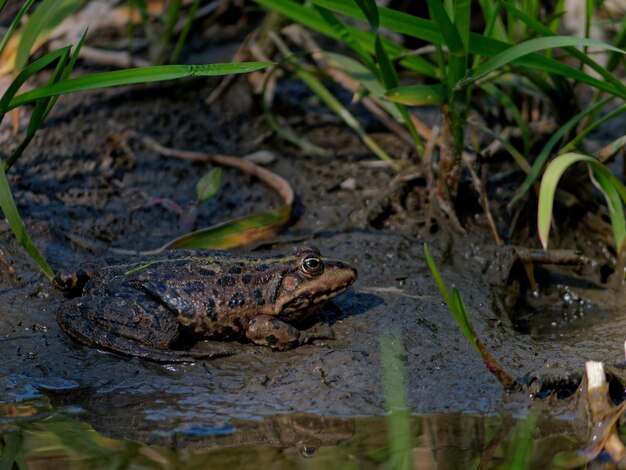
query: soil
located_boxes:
[0,19,625,457]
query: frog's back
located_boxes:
[86,249,296,294]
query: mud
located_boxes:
[0,61,624,451]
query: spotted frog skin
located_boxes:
[55,247,357,362]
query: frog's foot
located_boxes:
[245,315,334,351]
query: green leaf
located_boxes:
[424,244,479,354]
[314,6,377,73]
[255,0,437,77]
[323,51,402,119]
[14,0,83,73]
[426,0,467,88]
[510,97,611,206]
[8,62,273,110]
[196,167,222,201]
[280,0,625,97]
[0,0,35,58]
[163,204,292,250]
[423,243,450,306]
[374,36,398,90]
[459,36,626,89]
[538,152,626,254]
[453,0,471,50]
[0,164,54,279]
[386,83,446,105]
[499,1,625,93]
[0,47,70,118]
[353,0,379,31]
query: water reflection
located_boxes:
[0,399,586,469]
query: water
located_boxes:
[0,398,585,469]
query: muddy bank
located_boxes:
[0,75,624,447]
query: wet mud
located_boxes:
[0,71,624,451]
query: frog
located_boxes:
[55,246,357,362]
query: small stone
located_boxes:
[244,150,276,165]
[339,177,357,191]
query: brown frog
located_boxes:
[55,247,357,362]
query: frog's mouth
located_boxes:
[279,283,352,319]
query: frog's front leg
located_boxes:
[245,315,333,351]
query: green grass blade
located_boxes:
[0,0,35,58]
[477,0,507,41]
[380,329,413,470]
[270,34,395,165]
[427,0,465,54]
[314,6,377,73]
[374,36,398,90]
[607,15,626,72]
[450,288,480,352]
[424,244,479,353]
[510,97,611,207]
[538,152,626,252]
[5,35,83,170]
[506,412,538,470]
[0,47,71,120]
[423,244,451,306]
[170,0,201,64]
[453,0,471,50]
[297,0,625,96]
[14,0,83,73]
[562,104,626,154]
[353,0,379,32]
[8,62,272,110]
[0,164,54,279]
[296,60,395,165]
[255,0,437,77]
[323,51,402,120]
[459,36,626,89]
[386,83,446,105]
[592,168,626,253]
[499,1,626,94]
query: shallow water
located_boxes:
[0,398,584,469]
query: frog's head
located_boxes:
[272,246,357,319]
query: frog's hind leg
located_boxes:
[57,296,232,363]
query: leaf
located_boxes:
[323,51,402,119]
[163,204,292,250]
[0,47,71,118]
[385,83,446,105]
[510,97,611,207]
[0,0,35,58]
[255,0,437,77]
[354,0,379,31]
[272,0,626,97]
[459,36,626,89]
[8,62,273,110]
[271,34,396,165]
[14,0,83,74]
[196,167,222,201]
[499,1,625,93]
[0,164,54,279]
[538,152,626,254]
[314,6,376,74]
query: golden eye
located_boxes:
[301,256,323,275]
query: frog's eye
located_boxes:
[301,256,324,275]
